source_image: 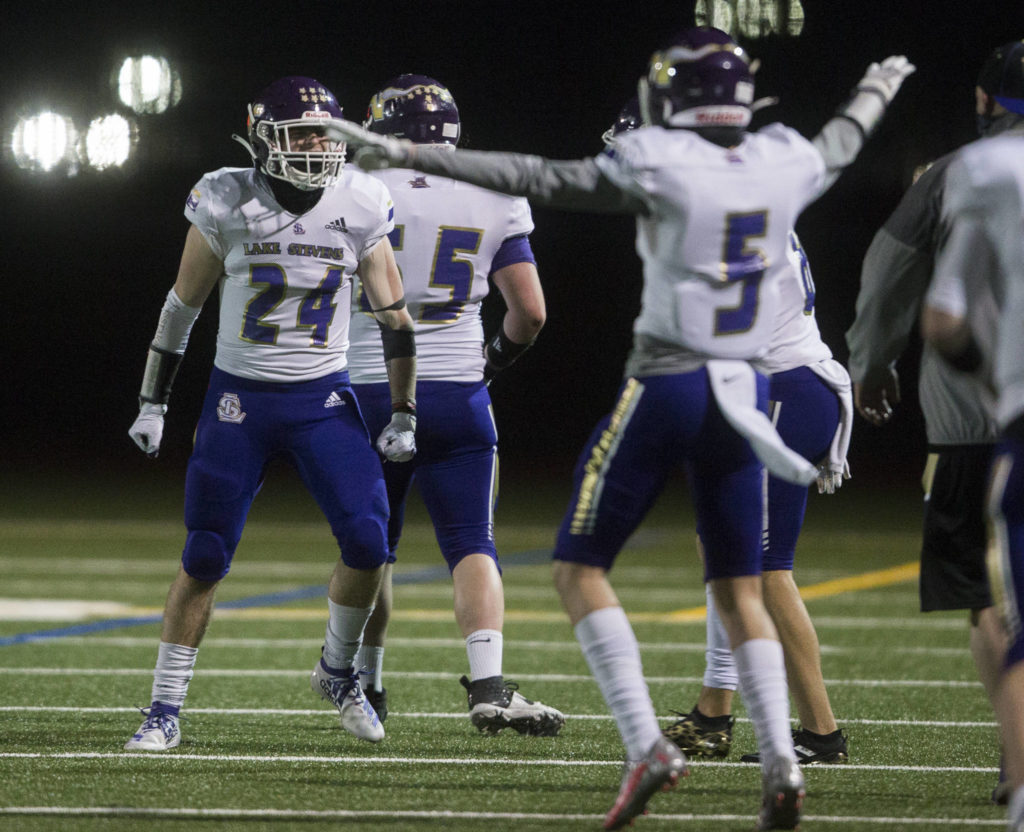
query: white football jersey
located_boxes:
[185,165,394,382]
[596,124,826,360]
[938,137,1024,428]
[757,231,833,374]
[347,167,534,383]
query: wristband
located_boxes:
[139,345,184,405]
[485,324,533,371]
[391,399,417,415]
[378,324,416,360]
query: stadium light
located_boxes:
[84,113,135,170]
[696,0,806,38]
[116,55,182,114]
[11,111,77,172]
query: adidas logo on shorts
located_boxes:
[324,392,346,408]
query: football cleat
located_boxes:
[459,675,565,736]
[366,687,388,723]
[604,736,688,830]
[741,727,848,765]
[662,708,734,758]
[756,756,805,831]
[124,704,180,752]
[1009,785,1024,832]
[311,660,384,742]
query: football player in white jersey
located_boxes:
[327,28,913,830]
[664,230,852,766]
[124,77,417,751]
[920,136,1024,832]
[345,74,564,736]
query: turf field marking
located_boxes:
[0,705,997,728]
[15,634,970,657]
[0,667,982,687]
[0,807,1006,826]
[0,751,999,773]
[665,561,920,621]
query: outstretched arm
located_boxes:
[324,122,646,214]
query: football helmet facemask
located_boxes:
[363,74,460,148]
[639,27,754,130]
[236,76,347,190]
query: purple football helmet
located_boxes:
[640,27,754,129]
[602,95,642,146]
[244,76,346,190]
[978,40,1024,115]
[363,74,460,146]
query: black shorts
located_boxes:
[919,444,994,612]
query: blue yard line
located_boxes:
[0,548,552,647]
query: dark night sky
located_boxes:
[4,1,1024,488]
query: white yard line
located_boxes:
[0,705,997,728]
[0,666,984,687]
[0,806,1005,826]
[15,634,971,657]
[0,751,1000,774]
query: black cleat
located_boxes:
[459,675,564,736]
[742,727,848,765]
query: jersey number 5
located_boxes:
[715,211,768,336]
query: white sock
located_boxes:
[703,583,738,690]
[575,606,661,760]
[151,641,198,712]
[322,599,373,671]
[466,629,503,681]
[733,638,795,764]
[355,645,386,691]
[1009,785,1024,828]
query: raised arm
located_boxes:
[811,56,915,192]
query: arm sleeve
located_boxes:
[409,149,648,214]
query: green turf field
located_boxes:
[0,467,1007,831]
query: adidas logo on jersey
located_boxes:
[324,392,346,408]
[325,217,348,233]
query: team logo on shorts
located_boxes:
[216,393,247,424]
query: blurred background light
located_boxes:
[11,111,77,172]
[696,0,805,38]
[116,55,182,114]
[84,113,135,170]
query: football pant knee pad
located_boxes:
[336,518,389,570]
[182,529,233,582]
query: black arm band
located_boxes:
[485,324,532,371]
[139,344,184,405]
[378,323,416,360]
[944,336,983,373]
[371,297,407,313]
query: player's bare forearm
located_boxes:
[385,354,416,408]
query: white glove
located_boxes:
[129,402,168,458]
[376,412,416,462]
[815,460,851,495]
[857,55,915,103]
[324,120,413,170]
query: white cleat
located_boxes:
[460,675,565,736]
[757,755,805,830]
[124,707,181,751]
[311,661,384,743]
